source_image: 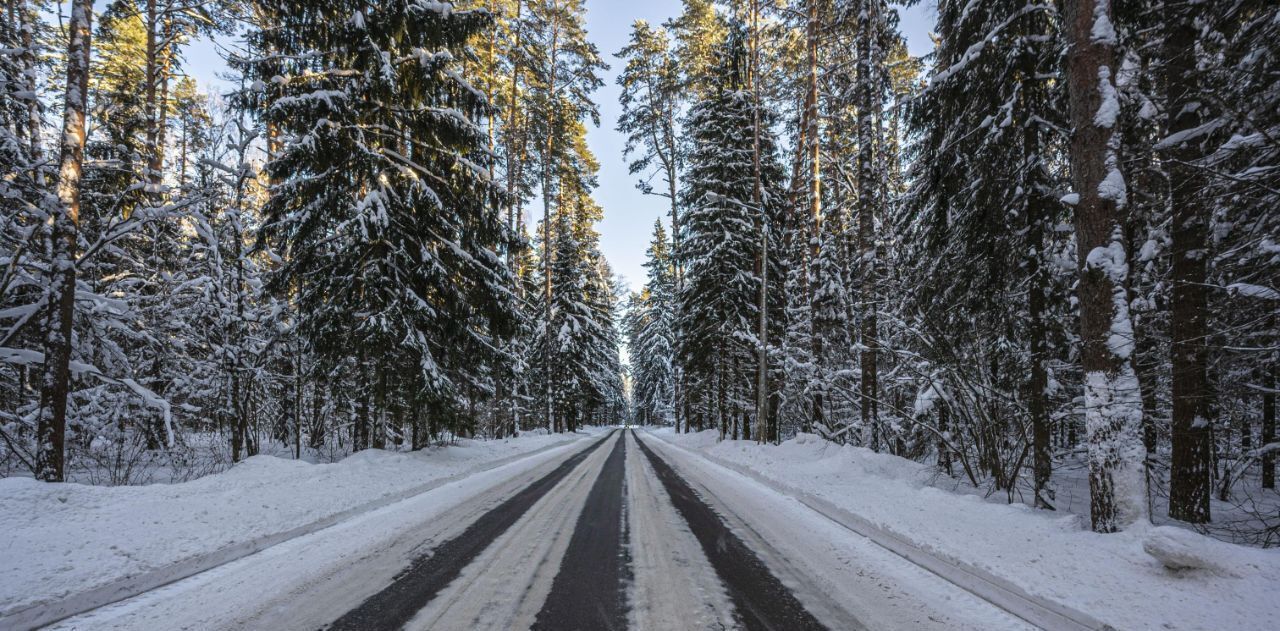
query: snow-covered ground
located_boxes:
[647,427,1280,631]
[0,427,610,629]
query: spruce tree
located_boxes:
[240,0,519,444]
[678,26,784,439]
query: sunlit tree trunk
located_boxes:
[35,0,93,482]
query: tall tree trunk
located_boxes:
[505,0,524,258]
[1062,0,1148,533]
[355,357,371,451]
[542,17,559,433]
[664,72,683,438]
[1163,0,1212,524]
[144,0,161,187]
[34,0,93,482]
[1020,13,1054,510]
[18,1,42,160]
[748,0,769,444]
[1027,147,1053,510]
[806,0,824,432]
[373,368,387,450]
[502,0,525,439]
[857,0,880,450]
[1263,348,1276,490]
[151,23,172,187]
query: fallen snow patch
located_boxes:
[1142,526,1240,577]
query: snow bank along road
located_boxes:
[50,429,1031,630]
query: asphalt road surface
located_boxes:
[52,428,1032,631]
[330,429,826,631]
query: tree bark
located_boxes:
[806,0,824,433]
[748,0,769,444]
[1027,138,1053,510]
[144,0,162,187]
[1062,0,1147,533]
[17,1,43,160]
[1020,10,1054,510]
[1163,0,1212,524]
[34,0,93,482]
[1263,357,1275,490]
[857,0,880,450]
[541,13,559,433]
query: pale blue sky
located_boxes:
[173,1,938,292]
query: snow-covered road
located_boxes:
[50,429,1030,630]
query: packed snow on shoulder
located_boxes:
[650,428,1280,631]
[0,428,609,623]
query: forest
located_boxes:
[1,0,1277,546]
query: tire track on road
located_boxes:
[327,430,617,630]
[633,433,827,631]
[531,428,630,631]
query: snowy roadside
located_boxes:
[0,427,610,628]
[646,428,1280,631]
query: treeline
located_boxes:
[0,0,624,485]
[621,0,1277,541]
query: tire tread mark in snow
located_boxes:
[326,430,616,631]
[633,434,827,631]
[531,429,630,631]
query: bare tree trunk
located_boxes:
[17,1,42,160]
[748,0,769,444]
[1062,0,1147,533]
[354,357,370,451]
[373,368,387,450]
[1164,0,1212,524]
[1263,350,1276,490]
[665,81,684,437]
[857,0,880,450]
[1020,12,1054,509]
[806,0,824,433]
[152,21,172,187]
[144,0,161,187]
[505,0,524,257]
[34,0,93,482]
[1027,151,1053,510]
[542,15,559,433]
[294,349,302,459]
[755,223,769,444]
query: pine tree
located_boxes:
[666,0,727,99]
[616,20,683,247]
[615,24,685,433]
[33,0,94,482]
[524,0,606,430]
